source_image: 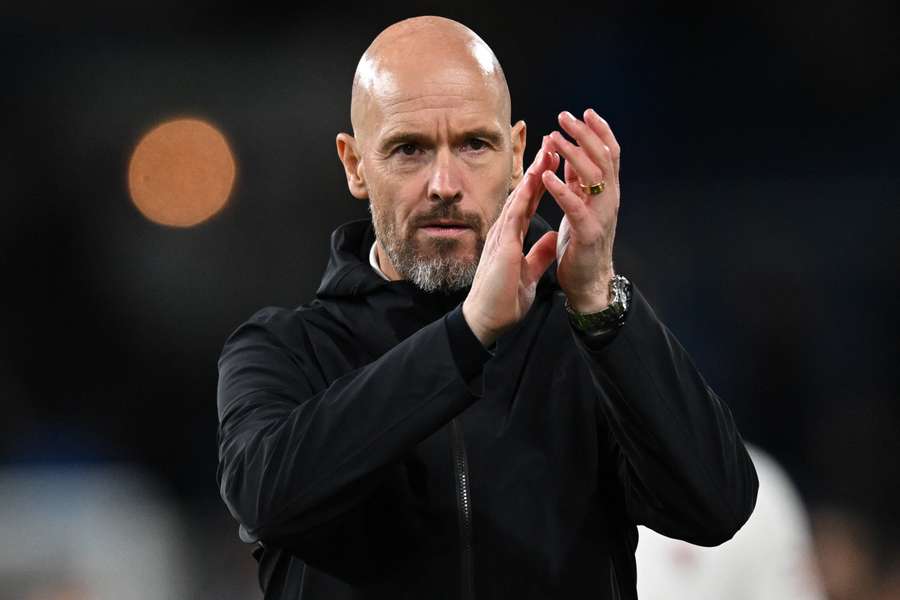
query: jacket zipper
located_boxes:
[451,417,475,600]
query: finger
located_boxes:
[547,130,604,192]
[502,149,555,245]
[524,145,560,218]
[541,170,597,239]
[523,230,558,289]
[564,157,575,184]
[513,138,553,209]
[563,158,583,197]
[496,172,533,247]
[493,148,541,248]
[583,109,620,175]
[558,111,614,180]
[483,203,504,254]
[488,183,518,245]
[526,137,559,219]
[519,134,549,204]
[523,147,560,224]
[497,135,559,249]
[524,136,550,217]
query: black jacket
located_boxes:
[216,215,758,599]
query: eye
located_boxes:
[465,138,488,151]
[397,143,419,156]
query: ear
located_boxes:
[508,120,527,191]
[336,132,369,200]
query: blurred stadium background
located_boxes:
[2,4,898,599]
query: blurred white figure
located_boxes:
[0,466,189,600]
[636,446,825,600]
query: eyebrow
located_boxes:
[377,127,506,153]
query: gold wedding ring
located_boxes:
[579,180,606,195]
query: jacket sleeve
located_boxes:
[571,282,759,546]
[216,304,490,552]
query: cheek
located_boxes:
[369,175,425,233]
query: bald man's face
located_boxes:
[338,52,526,292]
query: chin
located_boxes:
[423,237,476,258]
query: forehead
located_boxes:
[366,61,507,137]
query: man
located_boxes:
[216,15,758,599]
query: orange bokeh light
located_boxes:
[128,118,236,227]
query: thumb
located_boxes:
[523,231,558,288]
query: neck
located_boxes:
[376,241,403,281]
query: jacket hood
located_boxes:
[315,214,560,302]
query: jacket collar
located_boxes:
[315,214,560,302]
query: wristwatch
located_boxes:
[564,274,633,338]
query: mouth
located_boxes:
[417,220,472,237]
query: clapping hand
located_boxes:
[462,109,622,346]
[543,109,621,314]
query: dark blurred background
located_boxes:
[2,3,898,599]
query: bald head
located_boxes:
[350,16,512,145]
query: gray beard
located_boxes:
[369,204,483,293]
[400,254,479,293]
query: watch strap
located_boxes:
[565,274,632,337]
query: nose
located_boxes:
[427,147,463,205]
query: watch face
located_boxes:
[605,275,631,319]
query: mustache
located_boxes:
[409,206,483,232]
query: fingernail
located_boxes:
[559,111,573,122]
